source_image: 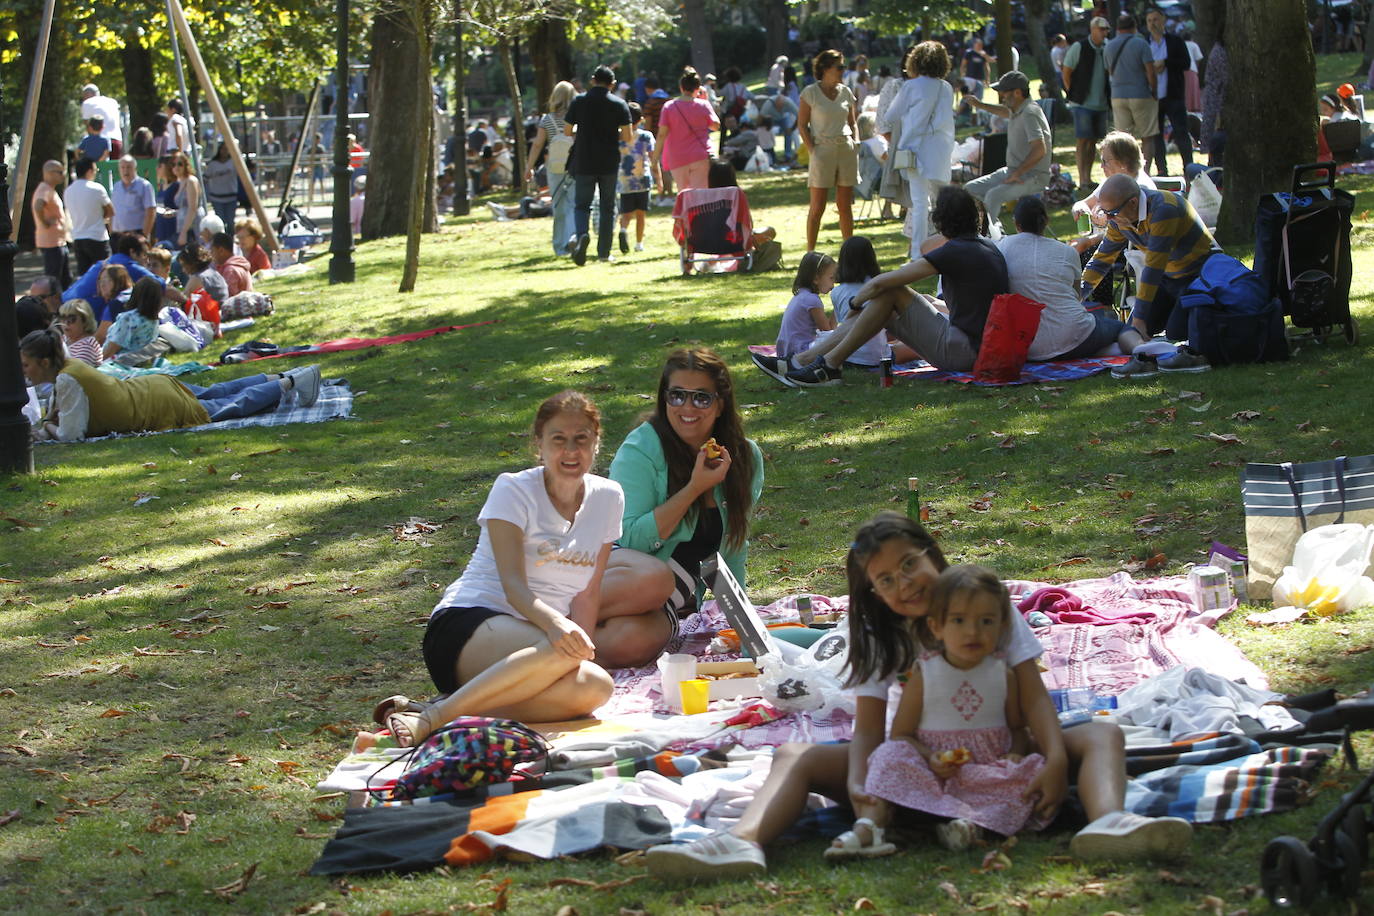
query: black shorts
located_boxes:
[422,606,504,694]
[620,190,649,213]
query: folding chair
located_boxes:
[672,187,754,275]
[854,142,884,221]
[1322,119,1362,163]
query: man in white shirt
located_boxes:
[80,84,123,156]
[110,155,156,237]
[63,157,114,275]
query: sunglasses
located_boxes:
[1099,193,1139,220]
[666,387,718,409]
[60,315,82,323]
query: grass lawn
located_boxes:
[4,60,1374,915]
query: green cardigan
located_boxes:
[608,421,765,589]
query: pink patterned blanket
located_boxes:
[601,573,1262,751]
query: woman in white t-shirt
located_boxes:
[645,512,1192,880]
[380,391,624,746]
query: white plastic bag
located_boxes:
[1272,523,1374,616]
[755,619,855,720]
[1188,168,1223,228]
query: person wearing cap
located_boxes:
[1061,16,1112,191]
[80,84,123,156]
[963,71,1052,228]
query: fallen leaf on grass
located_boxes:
[134,646,185,657]
[1196,894,1226,915]
[553,908,579,916]
[1297,420,1314,431]
[206,537,231,547]
[853,899,877,911]
[1040,557,1090,570]
[294,827,332,840]
[1229,410,1261,422]
[205,862,258,900]
[1195,432,1244,446]
[980,848,1012,872]
[249,601,291,610]
[1144,552,1168,571]
[97,709,130,718]
[0,810,20,828]
[3,515,40,528]
[937,882,962,902]
[547,875,648,892]
[1147,447,1176,456]
[162,753,197,773]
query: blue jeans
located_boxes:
[548,169,576,255]
[210,197,237,228]
[573,172,618,259]
[183,373,284,422]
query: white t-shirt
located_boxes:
[830,282,888,367]
[997,232,1096,361]
[165,113,189,152]
[82,95,123,141]
[435,467,624,618]
[850,608,1042,702]
[63,179,111,241]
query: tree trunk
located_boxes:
[1215,0,1315,245]
[120,29,160,132]
[994,0,1013,77]
[1024,0,1060,99]
[17,0,67,251]
[452,4,470,216]
[683,0,716,79]
[364,7,426,240]
[1192,0,1226,61]
[499,38,528,198]
[424,104,438,231]
[761,0,789,63]
[400,2,435,292]
[527,17,572,114]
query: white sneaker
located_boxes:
[1070,811,1193,861]
[286,365,321,407]
[936,818,982,851]
[644,832,766,881]
[484,201,510,222]
[634,242,644,252]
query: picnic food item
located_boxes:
[702,437,723,460]
[935,747,972,767]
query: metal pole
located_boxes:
[0,84,35,475]
[329,0,355,283]
[167,0,200,177]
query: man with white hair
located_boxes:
[80,84,124,156]
[110,155,155,237]
[766,56,789,91]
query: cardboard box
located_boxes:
[696,660,762,701]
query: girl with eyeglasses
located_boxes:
[597,348,764,669]
[646,512,1190,880]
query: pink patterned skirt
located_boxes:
[864,726,1045,838]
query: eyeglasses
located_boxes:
[60,315,82,323]
[665,387,719,409]
[1099,193,1139,220]
[869,547,933,596]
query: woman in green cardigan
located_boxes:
[597,348,765,668]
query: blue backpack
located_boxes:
[1178,254,1289,365]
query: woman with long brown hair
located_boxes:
[595,347,765,669]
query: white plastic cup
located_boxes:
[657,653,697,712]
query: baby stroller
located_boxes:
[1260,695,1374,907]
[673,187,754,275]
[277,199,324,250]
[1252,162,1357,345]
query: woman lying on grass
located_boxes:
[378,391,622,746]
[645,512,1193,880]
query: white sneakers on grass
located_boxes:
[1070,811,1193,861]
[644,832,766,881]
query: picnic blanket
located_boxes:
[310,574,1318,873]
[747,344,1129,387]
[39,381,355,445]
[97,357,214,379]
[219,321,499,364]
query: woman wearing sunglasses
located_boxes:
[597,347,764,668]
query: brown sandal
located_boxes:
[372,695,427,727]
[385,708,433,748]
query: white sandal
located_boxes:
[823,817,897,861]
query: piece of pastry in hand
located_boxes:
[702,437,723,460]
[935,747,971,767]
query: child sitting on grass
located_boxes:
[774,250,836,361]
[853,564,1050,856]
[58,299,103,367]
[102,277,164,365]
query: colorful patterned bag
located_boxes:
[388,716,549,800]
